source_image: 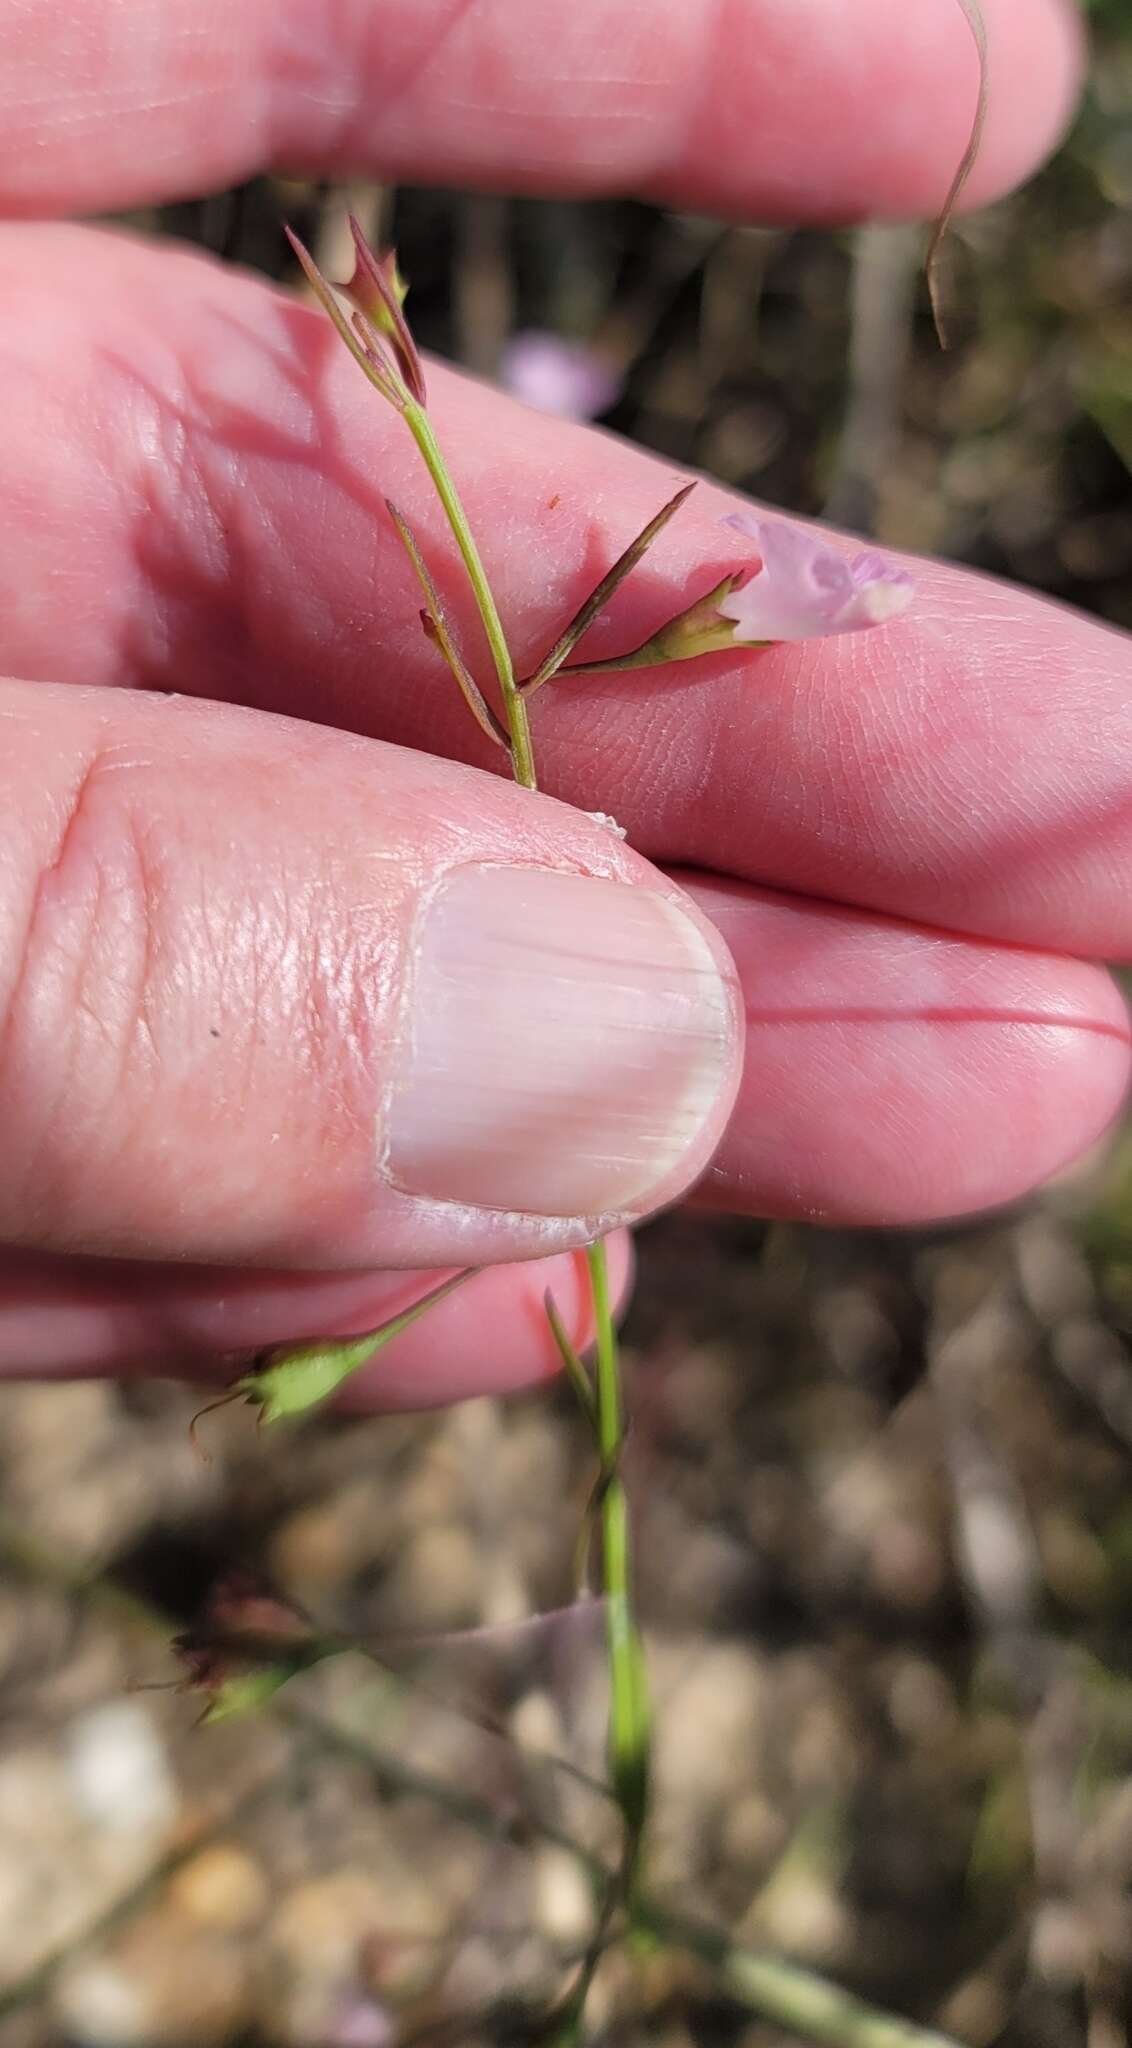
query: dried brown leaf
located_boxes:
[520,482,696,695]
[927,0,989,348]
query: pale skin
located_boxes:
[0,0,1124,1406]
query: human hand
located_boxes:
[2,0,1118,1404]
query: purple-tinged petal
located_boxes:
[721,509,764,545]
[719,518,914,643]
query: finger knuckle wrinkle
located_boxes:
[0,748,162,1200]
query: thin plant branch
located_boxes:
[586,1240,649,1894]
[193,1265,479,1436]
[545,1289,598,1432]
[399,396,538,788]
[641,1901,963,2048]
[386,498,510,747]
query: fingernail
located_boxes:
[386,865,736,1218]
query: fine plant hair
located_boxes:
[926,0,989,347]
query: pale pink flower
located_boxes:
[499,330,622,420]
[326,1999,395,2048]
[719,513,914,643]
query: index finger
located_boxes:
[0,0,1082,220]
[1,223,1130,963]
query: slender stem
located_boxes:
[587,1238,650,1879]
[639,1902,961,2048]
[335,337,662,2031]
[589,1247,626,1636]
[589,1239,625,1594]
[403,398,538,790]
[399,390,653,1882]
[385,498,509,749]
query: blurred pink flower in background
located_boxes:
[499,330,623,420]
[721,513,914,642]
[326,1997,395,2048]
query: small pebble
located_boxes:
[64,1701,177,1839]
[168,1843,268,1930]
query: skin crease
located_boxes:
[685,876,1130,1226]
[0,684,743,1270]
[0,1238,635,1406]
[0,0,1121,1403]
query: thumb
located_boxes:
[1,681,741,1268]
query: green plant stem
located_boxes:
[399,394,649,2031]
[587,1238,650,1880]
[640,1902,961,2048]
[403,397,537,790]
[589,1239,623,1568]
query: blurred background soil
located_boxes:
[4,6,1132,2042]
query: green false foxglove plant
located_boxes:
[201,211,914,2031]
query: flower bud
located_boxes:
[339,217,426,406]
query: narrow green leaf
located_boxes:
[385,500,509,749]
[520,482,697,696]
[544,1290,598,1432]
